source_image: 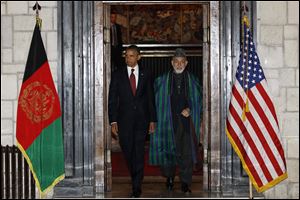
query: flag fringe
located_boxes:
[226,129,288,193]
[17,140,65,198]
[258,172,288,193]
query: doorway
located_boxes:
[101,2,210,195]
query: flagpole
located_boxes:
[241,2,253,198]
[31,4,44,199]
[249,178,253,199]
[240,1,250,121]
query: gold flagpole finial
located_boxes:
[33,1,42,29]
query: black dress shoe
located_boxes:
[130,190,141,198]
[181,183,192,194]
[166,177,174,191]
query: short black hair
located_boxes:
[126,45,140,55]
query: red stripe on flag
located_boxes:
[233,85,284,177]
[226,119,264,187]
[244,107,284,177]
[247,90,286,170]
[17,61,61,150]
[229,102,273,182]
[256,83,279,127]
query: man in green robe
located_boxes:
[149,48,202,194]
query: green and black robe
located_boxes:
[149,71,202,166]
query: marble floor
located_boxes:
[55,176,264,199]
[104,176,217,198]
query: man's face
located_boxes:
[111,13,117,24]
[171,57,188,74]
[125,49,141,68]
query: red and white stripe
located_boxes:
[226,79,287,188]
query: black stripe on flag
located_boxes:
[23,24,48,82]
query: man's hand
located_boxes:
[148,122,156,134]
[111,123,118,138]
[181,108,191,118]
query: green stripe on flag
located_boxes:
[25,117,65,193]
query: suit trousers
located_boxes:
[118,122,147,193]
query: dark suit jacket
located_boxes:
[110,23,123,48]
[111,23,124,70]
[108,65,157,132]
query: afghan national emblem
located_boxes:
[19,81,55,123]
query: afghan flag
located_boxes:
[16,24,65,197]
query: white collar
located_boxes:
[127,65,139,73]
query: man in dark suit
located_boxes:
[110,12,124,72]
[108,45,156,198]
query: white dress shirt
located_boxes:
[127,65,139,88]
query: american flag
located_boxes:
[226,16,288,193]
